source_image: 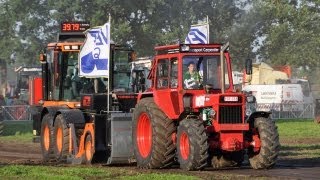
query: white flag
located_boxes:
[185,24,209,44]
[79,23,110,77]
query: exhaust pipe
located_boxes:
[220,42,229,93]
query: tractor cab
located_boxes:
[14,66,42,105]
[145,43,240,119]
[129,57,152,93]
[39,22,90,108]
[80,44,137,113]
[110,45,136,93]
[32,22,90,139]
[42,45,85,102]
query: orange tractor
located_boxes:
[32,22,90,142]
[33,21,138,163]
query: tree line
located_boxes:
[0,0,319,76]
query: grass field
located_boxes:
[276,119,320,159]
[0,119,319,179]
[0,165,200,180]
[277,119,320,140]
[0,120,33,143]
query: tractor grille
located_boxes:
[219,106,243,124]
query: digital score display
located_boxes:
[61,22,90,32]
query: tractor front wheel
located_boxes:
[132,98,176,168]
[83,132,94,164]
[177,119,208,170]
[40,114,55,162]
[248,117,280,169]
[53,114,70,163]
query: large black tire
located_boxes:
[248,117,280,169]
[177,119,208,170]
[40,114,55,161]
[83,132,94,164]
[53,114,70,163]
[132,98,176,169]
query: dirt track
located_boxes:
[0,140,320,179]
[0,141,42,165]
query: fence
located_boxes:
[0,105,32,121]
[255,103,315,119]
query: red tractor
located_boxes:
[14,66,42,105]
[132,43,280,170]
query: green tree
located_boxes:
[0,0,251,65]
[0,1,18,64]
[246,0,320,70]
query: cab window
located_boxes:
[156,59,169,89]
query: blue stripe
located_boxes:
[185,35,191,44]
[190,27,207,40]
[189,32,205,44]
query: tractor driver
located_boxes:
[184,62,201,89]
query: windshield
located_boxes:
[113,50,132,92]
[60,52,89,100]
[183,55,230,90]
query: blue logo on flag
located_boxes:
[80,48,108,73]
[185,24,208,44]
[79,23,110,77]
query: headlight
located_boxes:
[202,108,216,121]
[180,45,190,52]
[246,109,252,116]
[71,45,79,50]
[64,45,71,50]
[208,108,216,118]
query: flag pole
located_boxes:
[107,14,111,112]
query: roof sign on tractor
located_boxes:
[61,22,90,32]
[79,23,110,77]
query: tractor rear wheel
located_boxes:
[177,119,208,170]
[53,114,70,162]
[132,98,176,169]
[83,132,94,164]
[248,117,280,169]
[40,114,55,162]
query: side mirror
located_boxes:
[128,51,136,62]
[245,59,252,75]
[39,53,46,62]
